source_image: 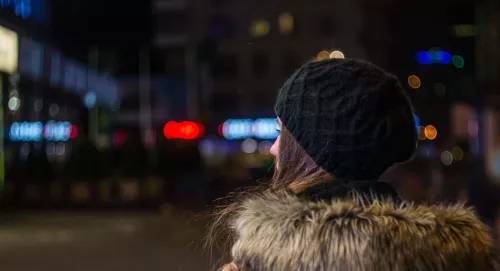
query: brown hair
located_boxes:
[271,125,333,193]
[207,126,333,268]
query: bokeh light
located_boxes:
[441,151,453,165]
[258,141,272,155]
[330,50,345,59]
[250,19,270,37]
[163,121,203,140]
[34,99,43,111]
[316,50,330,61]
[416,51,433,65]
[408,75,421,89]
[241,139,258,153]
[49,104,59,116]
[435,50,452,64]
[84,92,97,108]
[278,12,294,34]
[418,126,426,140]
[424,125,437,140]
[413,114,420,133]
[8,96,20,111]
[452,55,465,68]
[452,146,464,161]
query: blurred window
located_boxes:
[252,52,270,77]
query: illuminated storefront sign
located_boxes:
[9,121,77,142]
[221,118,279,140]
[0,26,18,74]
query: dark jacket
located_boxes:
[227,181,497,270]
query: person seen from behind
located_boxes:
[214,57,497,270]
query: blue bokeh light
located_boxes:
[413,114,420,133]
[222,118,279,140]
[9,121,73,142]
[84,92,97,108]
[416,51,433,65]
[416,50,453,65]
[435,50,452,64]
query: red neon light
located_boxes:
[163,121,203,140]
[69,125,78,139]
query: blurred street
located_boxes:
[0,210,220,271]
[0,0,499,269]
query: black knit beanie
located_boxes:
[275,58,417,181]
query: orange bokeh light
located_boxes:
[316,50,330,61]
[424,125,437,140]
[408,75,421,89]
[418,126,426,140]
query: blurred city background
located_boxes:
[0,0,498,269]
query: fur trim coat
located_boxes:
[227,182,497,271]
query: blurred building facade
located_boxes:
[0,0,127,208]
[152,0,395,124]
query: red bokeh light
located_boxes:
[70,125,78,139]
[114,129,128,145]
[163,121,203,140]
[218,123,224,136]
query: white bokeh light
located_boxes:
[241,139,258,154]
[8,97,20,111]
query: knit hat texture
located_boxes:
[275,58,417,181]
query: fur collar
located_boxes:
[229,191,496,271]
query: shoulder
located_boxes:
[230,190,497,271]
